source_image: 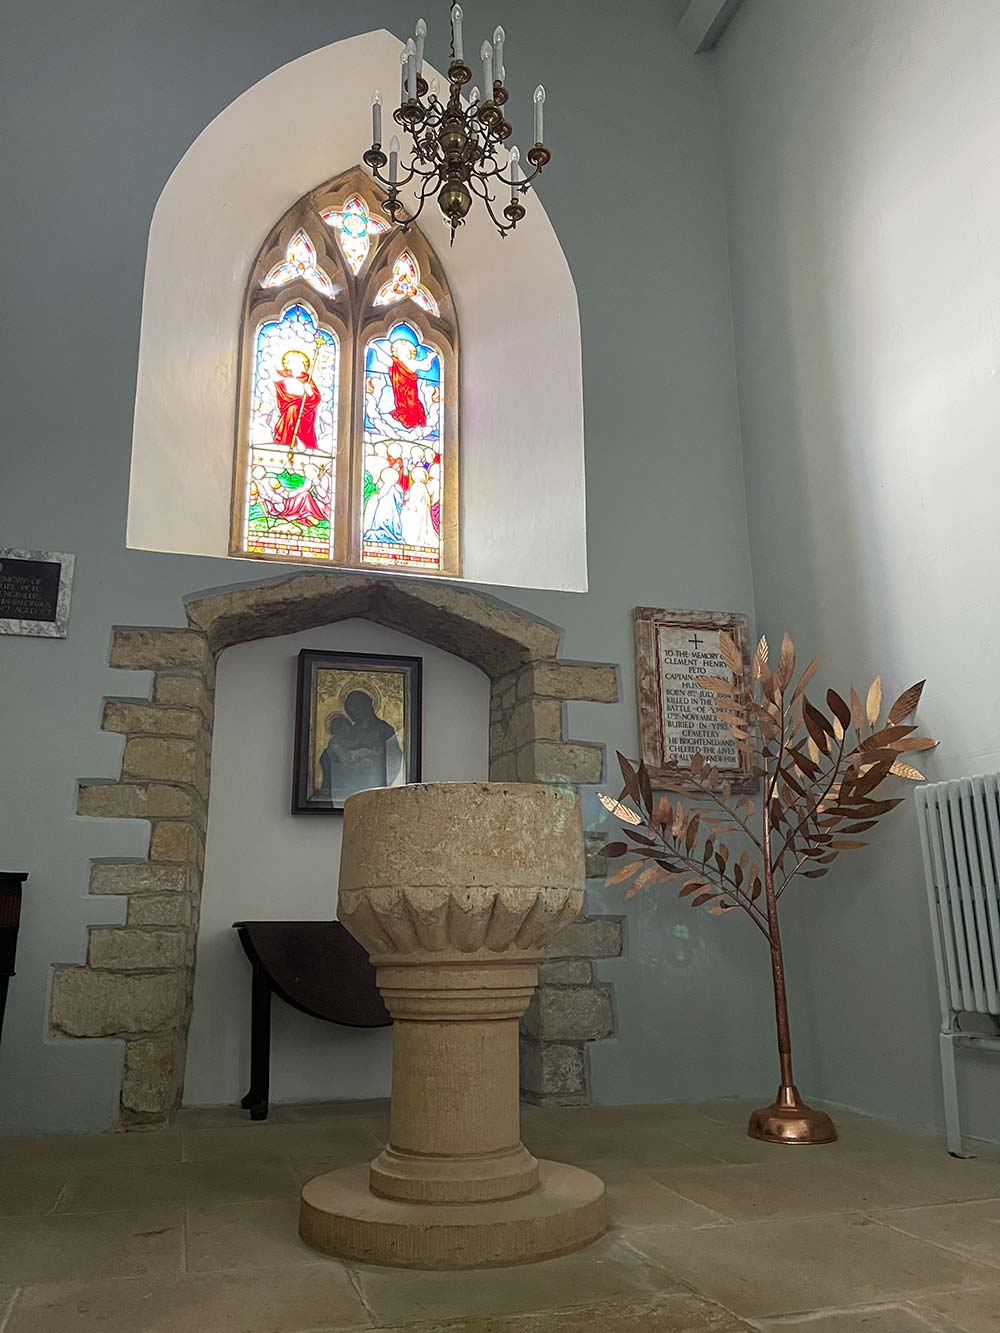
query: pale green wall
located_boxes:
[716,0,1000,1140]
[0,0,759,1133]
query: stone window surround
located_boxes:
[49,570,623,1126]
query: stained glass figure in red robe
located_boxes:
[273,350,322,450]
[362,322,443,570]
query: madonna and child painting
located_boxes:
[292,649,422,813]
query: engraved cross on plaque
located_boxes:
[688,634,704,649]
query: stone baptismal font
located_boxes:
[299,781,607,1268]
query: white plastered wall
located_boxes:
[127,29,586,592]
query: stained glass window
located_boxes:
[261,230,334,297]
[321,194,389,276]
[361,323,442,571]
[373,251,440,317]
[243,305,338,561]
[234,166,457,575]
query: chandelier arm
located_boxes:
[401,154,442,181]
[366,158,423,192]
[474,183,517,237]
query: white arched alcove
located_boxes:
[128,28,587,592]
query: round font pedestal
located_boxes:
[297,783,608,1269]
[300,1159,606,1269]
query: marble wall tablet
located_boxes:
[633,606,756,793]
[0,549,74,638]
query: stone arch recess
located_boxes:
[51,571,623,1125]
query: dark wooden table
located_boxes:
[0,872,28,1047]
[233,920,390,1120]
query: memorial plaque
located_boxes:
[633,607,756,792]
[0,549,74,638]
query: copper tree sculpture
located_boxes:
[601,632,938,1144]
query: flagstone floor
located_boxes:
[1,1098,999,1331]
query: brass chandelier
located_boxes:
[364,4,551,242]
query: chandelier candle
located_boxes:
[493,24,505,81]
[533,85,545,144]
[389,136,400,186]
[415,17,427,72]
[363,3,552,241]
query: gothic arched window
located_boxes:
[232,167,459,576]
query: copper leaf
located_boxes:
[606,861,643,885]
[866,676,883,727]
[598,793,643,826]
[826,689,852,729]
[850,687,865,731]
[890,760,926,781]
[719,631,742,675]
[887,680,925,725]
[753,634,769,681]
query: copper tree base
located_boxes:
[747,1084,838,1145]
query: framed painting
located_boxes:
[633,607,757,794]
[292,649,422,814]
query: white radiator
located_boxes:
[916,775,1000,1155]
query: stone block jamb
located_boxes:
[52,570,622,1126]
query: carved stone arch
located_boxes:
[53,570,623,1126]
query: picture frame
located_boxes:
[633,607,757,794]
[292,649,423,814]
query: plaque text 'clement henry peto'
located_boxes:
[655,626,739,771]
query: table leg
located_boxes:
[240,959,271,1120]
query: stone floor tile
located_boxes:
[648,1158,930,1222]
[0,1130,182,1171]
[602,1169,731,1231]
[0,1167,69,1217]
[857,1155,1000,1205]
[352,1233,678,1325]
[0,1207,184,1285]
[688,1099,767,1126]
[657,1114,939,1168]
[912,1285,1000,1331]
[185,1198,329,1273]
[369,1289,754,1330]
[3,1267,370,1333]
[274,1098,390,1126]
[637,1120,819,1167]
[173,1104,266,1130]
[624,1213,998,1318]
[181,1120,382,1164]
[871,1200,1000,1271]
[58,1156,299,1213]
[522,1128,725,1172]
[0,1288,17,1327]
[522,1103,719,1141]
[751,1302,958,1330]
